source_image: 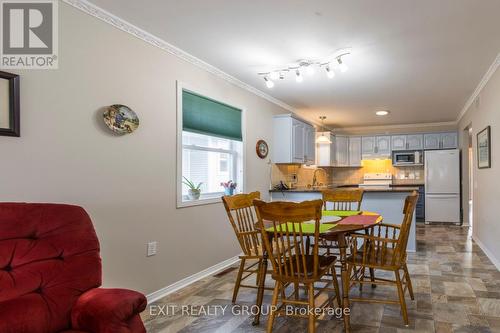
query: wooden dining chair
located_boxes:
[322,188,364,212]
[320,188,365,255]
[222,191,272,303]
[346,191,418,326]
[254,199,341,333]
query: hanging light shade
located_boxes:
[316,133,332,144]
[316,116,332,144]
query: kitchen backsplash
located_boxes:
[271,160,424,188]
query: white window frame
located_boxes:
[176,81,246,208]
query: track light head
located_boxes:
[337,57,348,73]
[295,69,303,83]
[264,76,274,88]
[325,64,335,79]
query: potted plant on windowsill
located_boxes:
[183,177,202,200]
[221,180,237,196]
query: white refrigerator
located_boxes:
[425,149,461,224]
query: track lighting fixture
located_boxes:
[269,71,279,80]
[257,49,351,88]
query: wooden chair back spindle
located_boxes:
[322,189,364,211]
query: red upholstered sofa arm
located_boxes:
[71,288,147,333]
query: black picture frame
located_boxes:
[477,126,491,169]
[0,71,20,137]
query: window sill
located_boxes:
[177,196,222,208]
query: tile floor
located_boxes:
[143,225,500,332]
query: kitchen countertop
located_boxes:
[269,185,420,193]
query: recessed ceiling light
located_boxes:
[375,110,390,116]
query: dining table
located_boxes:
[252,210,383,333]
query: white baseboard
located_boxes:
[146,255,241,303]
[472,235,500,271]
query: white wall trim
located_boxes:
[61,0,295,114]
[472,234,500,271]
[457,53,500,123]
[332,121,457,133]
[146,255,240,304]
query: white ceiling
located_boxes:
[89,0,500,128]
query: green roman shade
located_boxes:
[182,90,242,141]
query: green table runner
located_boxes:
[322,210,361,217]
[266,222,336,234]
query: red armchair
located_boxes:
[0,203,147,333]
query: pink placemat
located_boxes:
[337,214,381,225]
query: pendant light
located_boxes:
[316,116,332,144]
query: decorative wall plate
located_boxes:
[103,104,139,134]
[256,139,269,159]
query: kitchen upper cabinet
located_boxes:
[304,125,316,164]
[362,136,376,156]
[273,114,315,164]
[441,132,458,149]
[392,134,424,151]
[376,136,391,155]
[362,136,390,158]
[334,135,349,166]
[391,135,407,151]
[316,134,360,167]
[362,136,391,158]
[424,133,441,150]
[349,136,362,166]
[424,132,457,150]
[291,119,305,162]
[407,134,424,150]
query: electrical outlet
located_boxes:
[147,241,157,257]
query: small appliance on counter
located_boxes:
[359,173,393,189]
[393,150,423,166]
[273,181,290,191]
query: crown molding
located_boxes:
[61,0,295,113]
[457,52,500,122]
[332,121,457,133]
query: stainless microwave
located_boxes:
[393,151,423,166]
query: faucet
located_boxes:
[312,168,326,187]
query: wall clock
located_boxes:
[256,140,269,159]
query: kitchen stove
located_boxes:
[359,173,393,189]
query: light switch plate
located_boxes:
[147,241,157,257]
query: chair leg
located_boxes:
[267,281,280,333]
[403,263,414,300]
[369,268,376,288]
[331,266,341,307]
[294,282,300,300]
[359,266,365,292]
[256,259,263,287]
[395,269,409,326]
[308,283,316,333]
[232,258,246,304]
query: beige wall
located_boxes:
[458,64,500,266]
[0,4,287,295]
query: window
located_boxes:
[178,86,244,207]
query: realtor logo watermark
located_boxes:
[0,0,58,69]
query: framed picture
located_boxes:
[0,71,20,137]
[477,126,491,169]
